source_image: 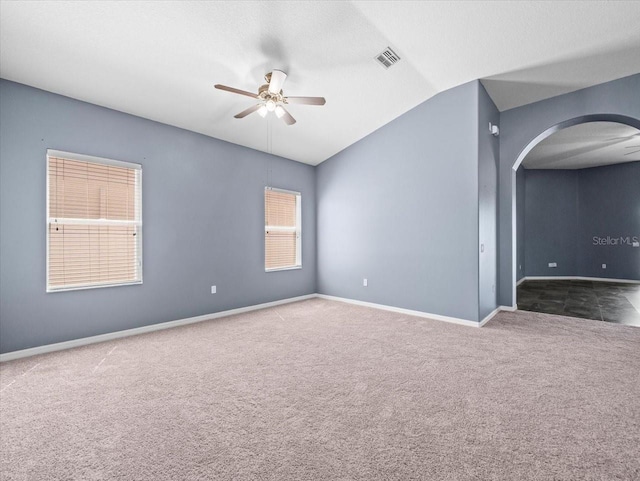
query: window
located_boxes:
[46,150,142,291]
[265,187,301,271]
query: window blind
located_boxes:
[265,188,301,270]
[47,151,142,291]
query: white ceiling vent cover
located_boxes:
[375,47,401,69]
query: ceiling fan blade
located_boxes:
[215,84,258,99]
[278,106,296,125]
[268,70,287,94]
[234,104,261,119]
[284,96,326,106]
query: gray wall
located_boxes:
[0,79,316,353]
[317,81,482,322]
[498,74,640,306]
[577,162,640,279]
[523,170,579,276]
[521,163,639,281]
[477,83,499,319]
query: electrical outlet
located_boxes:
[548,262,557,268]
[363,278,368,287]
[602,264,607,269]
[211,285,217,294]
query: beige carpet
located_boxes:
[1,298,639,480]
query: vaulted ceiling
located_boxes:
[1,1,639,165]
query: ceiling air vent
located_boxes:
[375,47,401,69]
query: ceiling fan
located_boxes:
[215,70,325,125]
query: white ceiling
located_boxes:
[522,122,640,169]
[1,1,640,165]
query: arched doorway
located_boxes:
[497,74,640,310]
[511,114,640,319]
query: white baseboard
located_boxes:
[1,292,524,363]
[519,276,639,284]
[317,293,490,328]
[476,304,518,325]
[499,304,518,312]
[479,307,501,326]
[0,294,316,363]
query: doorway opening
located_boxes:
[513,119,640,325]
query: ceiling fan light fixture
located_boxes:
[215,70,324,126]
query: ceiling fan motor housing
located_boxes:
[258,84,283,103]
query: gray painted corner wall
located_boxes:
[499,73,640,306]
[0,79,316,353]
[477,83,499,319]
[316,81,481,322]
[522,163,639,281]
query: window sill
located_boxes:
[47,280,143,293]
[265,266,302,273]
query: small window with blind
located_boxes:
[46,150,142,292]
[265,187,301,271]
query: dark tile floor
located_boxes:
[517,279,640,327]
